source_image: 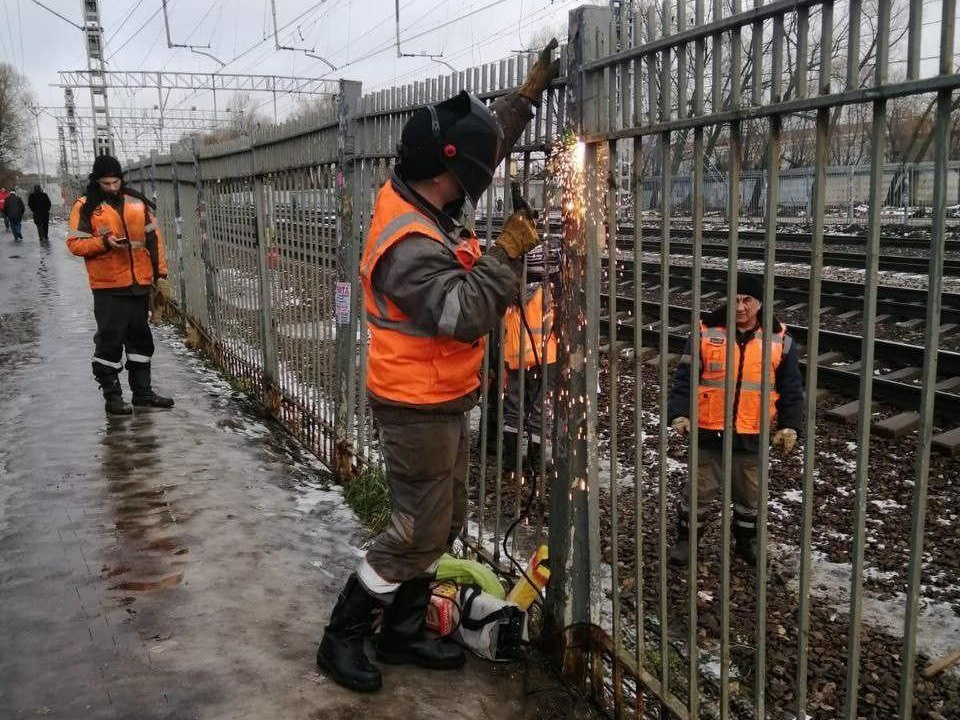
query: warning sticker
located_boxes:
[335,282,352,324]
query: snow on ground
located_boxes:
[773,542,960,675]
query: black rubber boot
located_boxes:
[375,576,465,670]
[501,429,520,472]
[669,516,702,566]
[316,574,383,692]
[98,373,132,415]
[128,364,175,408]
[733,527,759,567]
[668,524,690,566]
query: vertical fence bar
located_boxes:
[657,0,672,703]
[899,1,956,716]
[719,1,744,715]
[687,1,706,715]
[845,0,891,715]
[630,4,647,701]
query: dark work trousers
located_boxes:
[9,219,22,240]
[502,363,556,444]
[33,214,49,242]
[91,292,155,383]
[679,444,760,537]
[363,407,468,586]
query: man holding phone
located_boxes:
[67,154,174,415]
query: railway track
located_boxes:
[609,260,960,325]
[624,240,960,275]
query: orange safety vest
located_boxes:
[697,322,786,434]
[360,181,485,405]
[504,285,558,370]
[67,195,166,290]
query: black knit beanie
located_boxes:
[734,273,764,301]
[90,154,123,180]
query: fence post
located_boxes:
[249,139,280,414]
[544,3,607,696]
[334,79,363,482]
[149,150,158,206]
[191,138,218,339]
[170,146,187,314]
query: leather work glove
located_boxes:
[773,428,798,454]
[519,38,561,106]
[671,417,691,435]
[155,276,172,300]
[494,209,538,259]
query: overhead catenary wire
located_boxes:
[105,0,148,45]
[250,0,518,117]
[107,1,170,62]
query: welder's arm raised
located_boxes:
[489,39,560,166]
[373,235,520,343]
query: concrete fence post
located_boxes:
[334,79,363,482]
[169,146,187,314]
[544,2,608,697]
[191,138,218,337]
[249,140,280,413]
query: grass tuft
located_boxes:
[343,465,391,535]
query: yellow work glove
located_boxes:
[519,38,561,106]
[773,428,798,454]
[494,209,538,259]
[671,417,691,435]
[155,276,172,300]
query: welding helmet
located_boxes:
[397,91,503,205]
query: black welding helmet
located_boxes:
[397,91,503,205]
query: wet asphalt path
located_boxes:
[0,223,532,719]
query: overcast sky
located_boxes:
[1,0,578,174]
[1,0,956,176]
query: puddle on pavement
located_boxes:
[99,414,189,598]
[0,310,40,378]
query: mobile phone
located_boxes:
[115,237,129,245]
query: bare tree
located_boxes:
[199,93,269,144]
[0,63,32,186]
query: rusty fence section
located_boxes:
[120,1,960,717]
[550,1,960,719]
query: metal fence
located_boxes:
[120,1,960,718]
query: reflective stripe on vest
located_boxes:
[697,321,786,434]
[359,181,485,405]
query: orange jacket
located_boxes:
[67,195,167,290]
[360,181,485,405]
[504,285,557,370]
[697,322,785,434]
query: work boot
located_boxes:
[98,373,132,415]
[128,364,175,408]
[316,574,383,692]
[733,511,759,567]
[502,429,520,471]
[375,576,465,670]
[668,517,701,567]
[734,536,758,567]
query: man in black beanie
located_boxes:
[315,41,560,693]
[66,154,174,415]
[666,273,804,567]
